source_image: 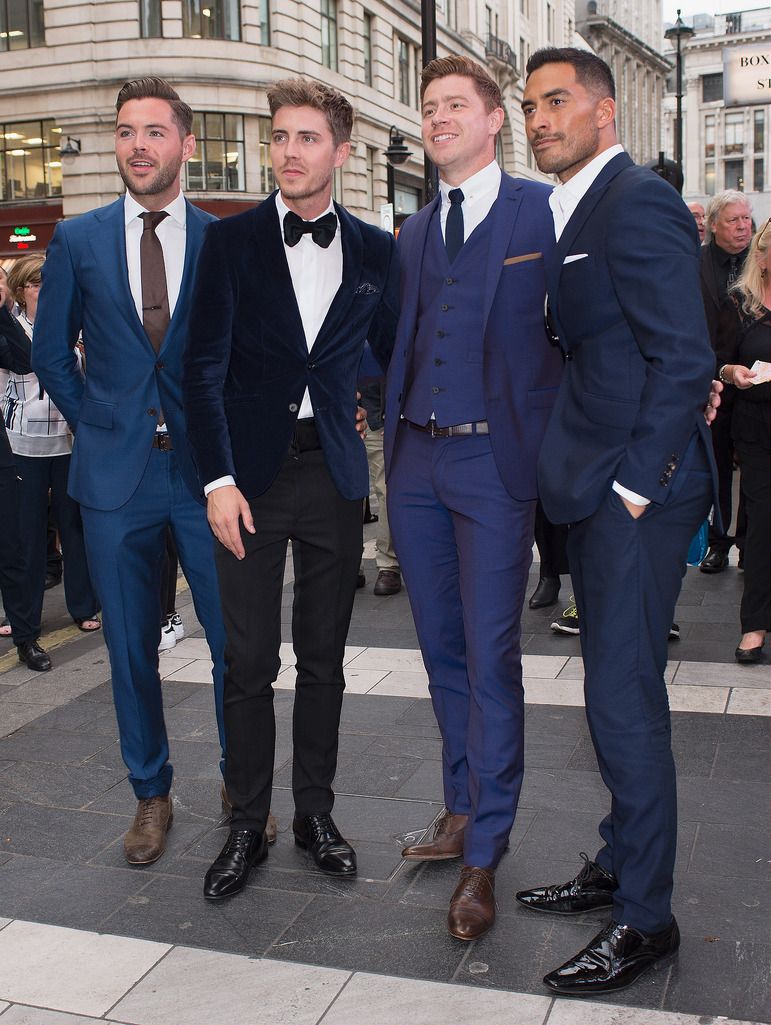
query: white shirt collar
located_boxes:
[275,190,336,227]
[551,144,624,212]
[439,160,501,206]
[124,189,187,227]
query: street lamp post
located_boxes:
[383,126,413,227]
[421,0,438,202]
[665,9,695,178]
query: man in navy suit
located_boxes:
[183,79,399,900]
[384,55,563,940]
[33,78,228,866]
[515,48,717,996]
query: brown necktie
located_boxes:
[139,210,170,353]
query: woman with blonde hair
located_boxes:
[3,255,100,650]
[717,219,771,663]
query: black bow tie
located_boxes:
[283,210,337,249]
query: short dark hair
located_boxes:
[526,47,615,101]
[420,55,502,112]
[267,78,353,147]
[115,77,194,138]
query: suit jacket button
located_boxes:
[155,361,165,370]
[289,403,298,412]
[147,408,157,417]
[659,476,668,486]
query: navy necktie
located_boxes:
[445,188,465,264]
[283,210,337,248]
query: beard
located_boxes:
[118,158,181,197]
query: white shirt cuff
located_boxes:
[204,475,236,496]
[612,480,650,506]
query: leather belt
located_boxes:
[151,433,173,451]
[407,419,489,438]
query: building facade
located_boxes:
[574,0,669,165]
[0,0,576,257]
[662,6,771,219]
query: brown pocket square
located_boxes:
[503,252,543,265]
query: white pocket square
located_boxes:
[563,253,589,264]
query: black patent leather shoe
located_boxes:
[17,640,52,672]
[699,547,728,574]
[293,813,357,876]
[516,852,617,914]
[543,917,680,995]
[203,828,267,900]
[528,576,561,609]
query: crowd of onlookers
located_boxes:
[0,186,768,670]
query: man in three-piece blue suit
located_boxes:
[384,55,563,941]
[515,49,718,996]
[33,78,227,866]
[183,79,399,900]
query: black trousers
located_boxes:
[708,401,736,552]
[533,500,569,578]
[734,437,770,633]
[0,464,38,643]
[216,424,362,833]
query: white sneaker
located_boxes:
[158,618,176,651]
[169,612,185,641]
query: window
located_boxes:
[185,113,244,192]
[321,0,338,71]
[520,0,528,15]
[394,183,419,217]
[701,73,723,103]
[182,0,240,41]
[495,131,505,171]
[333,166,343,204]
[724,111,743,155]
[257,116,273,194]
[414,47,421,110]
[754,158,764,192]
[398,38,409,105]
[0,0,44,50]
[753,109,765,154]
[0,120,61,201]
[724,158,744,191]
[547,3,555,42]
[704,162,715,196]
[363,13,372,86]
[258,0,269,45]
[519,37,527,74]
[365,146,375,209]
[704,114,715,158]
[139,0,162,37]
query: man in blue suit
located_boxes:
[33,78,228,866]
[515,49,717,996]
[183,79,399,900]
[384,55,563,941]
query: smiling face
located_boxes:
[270,104,350,220]
[420,74,504,187]
[115,97,195,210]
[522,62,616,183]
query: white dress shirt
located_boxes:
[548,144,648,507]
[439,160,502,243]
[124,190,187,320]
[205,192,343,495]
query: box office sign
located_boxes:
[723,44,771,106]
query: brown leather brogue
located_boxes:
[124,795,173,865]
[401,810,467,861]
[447,865,496,941]
[220,784,278,845]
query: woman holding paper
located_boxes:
[717,218,771,664]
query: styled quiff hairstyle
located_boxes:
[115,77,194,139]
[7,254,45,310]
[420,55,502,112]
[526,47,616,101]
[267,78,353,147]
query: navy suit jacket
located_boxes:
[538,152,717,525]
[384,172,563,501]
[182,192,399,502]
[32,196,215,510]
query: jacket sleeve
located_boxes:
[0,306,32,375]
[367,233,400,375]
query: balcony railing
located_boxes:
[485,34,518,74]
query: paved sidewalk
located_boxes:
[0,536,768,1025]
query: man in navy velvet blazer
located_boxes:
[183,79,399,901]
[383,55,563,941]
[515,48,718,997]
[34,78,228,867]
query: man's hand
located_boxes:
[355,392,368,439]
[207,485,255,560]
[620,495,647,519]
[704,379,723,425]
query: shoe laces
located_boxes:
[562,596,578,620]
[458,868,493,900]
[306,813,336,842]
[136,797,166,827]
[222,829,256,856]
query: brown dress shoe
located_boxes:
[447,866,496,941]
[402,809,467,860]
[373,569,402,596]
[124,795,173,865]
[220,784,278,846]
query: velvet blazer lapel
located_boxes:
[251,192,308,355]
